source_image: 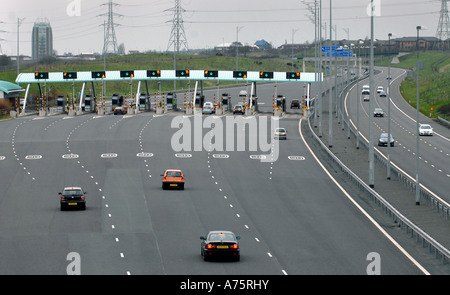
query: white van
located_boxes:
[362,85,370,95]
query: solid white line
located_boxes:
[298,118,430,275]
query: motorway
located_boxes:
[344,67,450,203]
[0,81,431,275]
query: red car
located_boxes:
[161,169,185,190]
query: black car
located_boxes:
[59,187,87,210]
[378,133,394,147]
[290,99,300,109]
[200,231,240,261]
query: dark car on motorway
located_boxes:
[379,91,387,97]
[200,231,240,261]
[378,133,394,147]
[59,187,87,210]
[114,106,127,115]
[290,99,300,109]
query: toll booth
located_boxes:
[195,93,204,109]
[112,94,119,111]
[276,95,286,112]
[139,93,147,111]
[250,95,258,112]
[166,92,176,111]
[84,95,94,112]
[56,96,65,113]
[222,93,231,111]
[239,90,247,104]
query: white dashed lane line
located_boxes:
[205,128,287,275]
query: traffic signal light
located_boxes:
[233,71,247,78]
[286,72,300,79]
[147,70,161,77]
[92,71,106,79]
[204,70,218,78]
[120,70,134,78]
[63,72,77,79]
[259,71,273,79]
[176,70,190,77]
[35,72,49,80]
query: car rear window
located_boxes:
[63,190,83,196]
[167,171,181,177]
[209,233,235,241]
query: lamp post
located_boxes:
[415,25,422,205]
[328,0,333,148]
[236,26,244,71]
[387,33,392,180]
[292,29,299,72]
[368,0,375,188]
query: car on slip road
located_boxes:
[378,133,394,147]
[59,187,87,210]
[200,231,240,261]
[374,108,384,117]
[161,169,185,190]
[419,124,433,136]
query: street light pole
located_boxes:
[236,26,243,71]
[387,33,392,180]
[328,0,333,148]
[368,0,375,188]
[415,25,422,205]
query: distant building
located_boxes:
[254,40,271,49]
[31,18,53,60]
[394,36,441,51]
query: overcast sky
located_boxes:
[0,0,443,56]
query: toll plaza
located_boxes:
[14,70,320,117]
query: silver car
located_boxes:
[419,124,433,136]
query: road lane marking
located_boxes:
[175,153,192,158]
[25,155,42,160]
[288,155,306,161]
[299,118,430,275]
[62,154,79,159]
[136,152,154,158]
[101,153,118,158]
[212,154,229,159]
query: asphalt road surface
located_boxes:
[0,82,430,275]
